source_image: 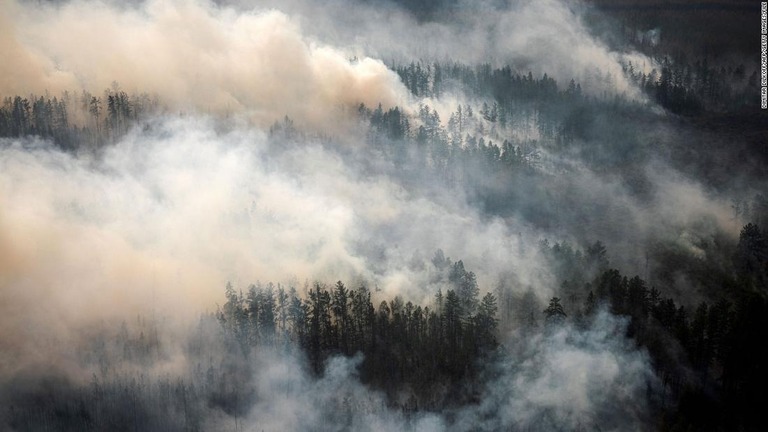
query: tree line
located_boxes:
[211,220,768,431]
[538,223,768,431]
[0,86,159,150]
[6,222,767,430]
[216,257,500,403]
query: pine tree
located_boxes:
[543,297,567,324]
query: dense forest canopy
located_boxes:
[1,0,767,431]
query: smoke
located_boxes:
[241,351,446,432]
[0,307,655,431]
[0,1,751,430]
[223,0,654,97]
[1,0,653,126]
[454,310,658,431]
[0,113,701,431]
[237,310,659,431]
[0,115,558,381]
[0,0,408,131]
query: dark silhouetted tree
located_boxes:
[544,297,567,324]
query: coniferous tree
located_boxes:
[475,292,499,350]
[543,297,567,324]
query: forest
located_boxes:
[1,0,767,431]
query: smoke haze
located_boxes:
[1,0,652,127]
[1,0,764,430]
[0,114,549,377]
[222,0,654,96]
[0,0,408,130]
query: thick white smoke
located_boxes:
[0,0,409,131]
[0,2,739,431]
[227,0,655,97]
[455,310,659,431]
[0,115,553,379]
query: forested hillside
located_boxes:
[1,0,766,431]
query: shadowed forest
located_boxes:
[1,0,767,431]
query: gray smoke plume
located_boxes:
[0,1,750,431]
[0,0,409,131]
